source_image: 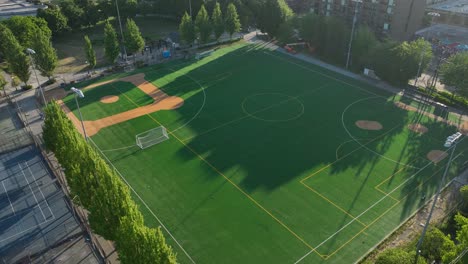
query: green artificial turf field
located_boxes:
[72,43,467,263]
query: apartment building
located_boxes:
[310,0,427,40]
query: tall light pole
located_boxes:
[414,132,463,264]
[115,0,128,62]
[413,12,440,87]
[346,0,362,70]
[26,48,47,106]
[189,0,192,17]
[71,87,88,141]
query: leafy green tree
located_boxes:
[0,24,29,84]
[298,13,325,51]
[59,0,85,29]
[195,4,212,44]
[440,52,468,98]
[420,227,457,263]
[373,39,432,87]
[351,26,378,72]
[321,16,348,65]
[455,212,468,247]
[257,0,293,37]
[32,30,58,79]
[277,21,295,44]
[461,185,468,205]
[37,6,69,35]
[0,72,6,97]
[116,217,177,264]
[74,0,101,27]
[376,248,426,264]
[225,3,241,39]
[212,2,224,41]
[104,21,120,63]
[124,19,145,58]
[179,12,196,45]
[84,35,96,69]
[2,16,52,48]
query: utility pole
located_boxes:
[346,0,362,70]
[115,0,128,62]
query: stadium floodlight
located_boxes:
[345,0,363,70]
[71,87,88,141]
[26,48,47,106]
[414,132,463,263]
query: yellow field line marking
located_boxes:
[301,124,402,184]
[323,159,455,259]
[118,87,324,258]
[181,84,329,142]
[301,182,368,227]
[374,187,400,202]
[325,200,401,259]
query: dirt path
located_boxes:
[60,73,184,137]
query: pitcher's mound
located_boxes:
[427,150,448,163]
[355,120,383,131]
[408,124,428,134]
[100,95,119,104]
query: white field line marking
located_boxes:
[88,137,197,264]
[342,96,420,169]
[25,161,55,219]
[263,51,380,98]
[2,181,15,214]
[294,140,466,263]
[168,68,206,134]
[18,163,47,222]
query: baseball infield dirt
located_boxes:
[60,73,184,137]
[355,120,383,131]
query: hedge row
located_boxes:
[416,87,468,109]
[43,101,176,264]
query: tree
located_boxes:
[195,4,212,44]
[350,26,378,72]
[277,21,295,44]
[376,248,426,264]
[104,21,120,63]
[212,2,224,41]
[298,13,325,51]
[461,185,468,205]
[373,39,432,87]
[455,212,468,248]
[59,0,85,30]
[420,227,457,263]
[179,12,196,45]
[37,7,69,35]
[257,0,293,37]
[32,30,58,79]
[286,0,312,14]
[0,25,31,85]
[116,217,177,264]
[0,72,6,97]
[321,16,348,65]
[124,19,145,58]
[84,35,96,70]
[2,16,52,49]
[440,52,468,98]
[225,3,241,39]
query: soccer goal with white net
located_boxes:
[136,126,169,149]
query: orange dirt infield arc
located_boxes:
[59,73,184,137]
[427,150,448,163]
[100,95,119,104]
[407,123,428,134]
[394,101,468,135]
[355,120,383,131]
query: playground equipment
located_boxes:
[284,42,314,54]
